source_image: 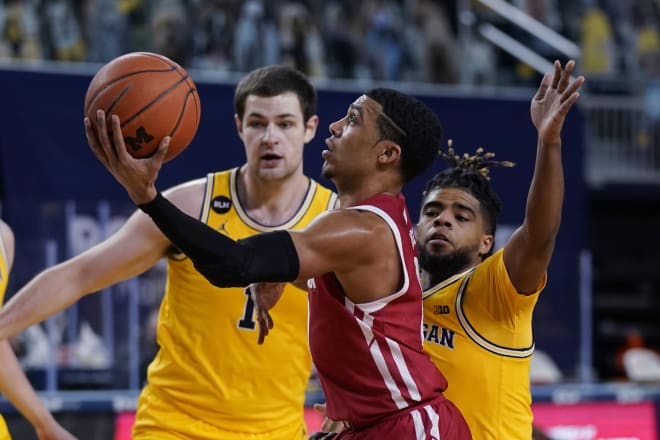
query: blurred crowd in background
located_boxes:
[0,0,658,89]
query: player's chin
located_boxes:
[425,243,452,256]
[321,162,334,179]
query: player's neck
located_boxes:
[335,175,402,208]
[237,167,310,225]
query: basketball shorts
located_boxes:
[0,415,10,440]
[133,387,307,440]
[334,397,471,440]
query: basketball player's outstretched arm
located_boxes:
[0,222,78,440]
[503,60,585,294]
[87,111,391,295]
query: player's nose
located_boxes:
[328,119,342,137]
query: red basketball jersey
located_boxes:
[308,193,450,429]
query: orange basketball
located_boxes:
[84,52,201,162]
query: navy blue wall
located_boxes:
[0,68,585,374]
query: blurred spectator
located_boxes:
[414,0,459,84]
[362,0,406,81]
[190,0,236,71]
[232,0,278,72]
[615,329,660,382]
[43,0,86,61]
[149,0,194,67]
[579,0,617,75]
[83,0,126,62]
[0,0,42,60]
[320,1,360,79]
[278,1,325,77]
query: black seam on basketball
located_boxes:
[85,67,178,115]
[137,88,194,161]
[163,89,199,158]
[120,76,189,127]
[105,86,131,116]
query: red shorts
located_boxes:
[335,397,471,439]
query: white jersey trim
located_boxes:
[347,204,409,314]
[456,274,535,358]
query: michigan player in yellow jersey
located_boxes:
[141,168,335,437]
[0,220,76,440]
[0,65,336,439]
[417,61,584,439]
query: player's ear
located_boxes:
[303,115,319,144]
[479,234,494,256]
[377,141,401,165]
[234,114,244,138]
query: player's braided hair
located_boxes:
[424,141,514,240]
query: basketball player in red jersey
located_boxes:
[86,87,471,439]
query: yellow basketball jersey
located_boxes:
[0,227,12,440]
[143,168,337,435]
[422,249,544,439]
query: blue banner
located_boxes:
[0,67,585,374]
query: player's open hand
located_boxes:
[310,403,348,435]
[85,109,169,205]
[251,283,285,344]
[530,60,585,146]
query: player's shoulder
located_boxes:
[0,220,14,264]
[162,176,208,216]
[320,206,390,232]
[0,220,13,246]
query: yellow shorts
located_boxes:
[0,414,10,440]
[133,388,306,440]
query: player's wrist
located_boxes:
[131,186,159,206]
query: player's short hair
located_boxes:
[423,145,514,255]
[234,65,317,122]
[365,88,442,183]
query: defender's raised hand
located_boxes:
[531,60,585,145]
[84,109,170,205]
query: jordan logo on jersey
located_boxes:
[423,323,455,349]
[216,221,229,236]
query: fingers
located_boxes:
[94,110,117,162]
[561,75,585,102]
[154,136,171,163]
[256,309,273,345]
[84,117,108,166]
[550,60,561,90]
[257,316,268,345]
[557,90,581,116]
[534,72,552,101]
[556,59,575,93]
[109,114,130,161]
[313,403,327,415]
[320,417,334,432]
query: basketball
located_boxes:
[84,52,201,162]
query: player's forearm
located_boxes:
[139,193,299,287]
[523,140,564,247]
[0,341,56,430]
[0,269,83,341]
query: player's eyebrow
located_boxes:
[350,103,406,137]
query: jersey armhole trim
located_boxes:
[456,274,535,358]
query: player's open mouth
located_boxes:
[261,154,282,166]
[427,233,450,246]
